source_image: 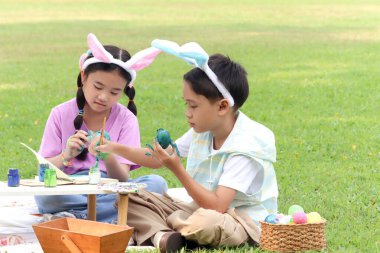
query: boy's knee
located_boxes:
[179,208,247,247]
[179,208,224,246]
[190,208,222,227]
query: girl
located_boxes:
[35,33,167,223]
[96,40,278,252]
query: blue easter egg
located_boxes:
[264,214,277,224]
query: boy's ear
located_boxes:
[218,99,230,114]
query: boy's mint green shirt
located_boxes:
[186,111,278,225]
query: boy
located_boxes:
[95,40,278,252]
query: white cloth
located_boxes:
[0,195,39,235]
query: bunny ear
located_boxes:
[87,33,113,63]
[151,39,181,58]
[151,39,208,67]
[151,39,193,65]
[178,42,209,68]
[79,53,88,70]
[126,47,161,71]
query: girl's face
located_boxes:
[183,80,221,133]
[82,70,127,113]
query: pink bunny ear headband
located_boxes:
[79,33,161,86]
[151,39,234,107]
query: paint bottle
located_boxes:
[8,168,20,187]
[44,169,57,187]
[39,163,49,182]
[89,163,101,185]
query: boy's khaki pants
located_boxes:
[126,189,260,247]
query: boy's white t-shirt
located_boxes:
[175,129,263,195]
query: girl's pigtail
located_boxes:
[125,85,137,116]
[74,76,88,160]
[74,87,85,129]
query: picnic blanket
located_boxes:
[0,187,192,252]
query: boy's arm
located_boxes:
[173,163,237,213]
[97,142,163,169]
[152,142,237,213]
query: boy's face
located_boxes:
[182,80,221,133]
[82,70,126,113]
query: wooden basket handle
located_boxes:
[61,234,82,253]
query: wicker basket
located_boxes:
[259,219,326,252]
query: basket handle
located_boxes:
[61,234,83,253]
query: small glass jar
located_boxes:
[89,166,101,185]
[39,163,49,182]
[44,169,57,187]
[8,168,20,187]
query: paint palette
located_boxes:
[98,182,147,193]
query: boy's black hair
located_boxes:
[74,45,136,160]
[183,54,249,109]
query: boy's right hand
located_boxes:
[63,130,88,159]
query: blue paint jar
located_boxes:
[39,163,49,182]
[8,168,20,187]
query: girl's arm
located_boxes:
[102,154,130,181]
[87,138,130,181]
[43,130,89,170]
[45,155,66,169]
[151,142,237,213]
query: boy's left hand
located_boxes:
[148,140,181,172]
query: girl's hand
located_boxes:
[88,136,101,157]
[63,130,88,159]
[149,140,181,172]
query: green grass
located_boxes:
[0,0,379,252]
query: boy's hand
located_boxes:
[149,140,181,172]
[64,130,88,159]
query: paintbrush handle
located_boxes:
[100,117,106,145]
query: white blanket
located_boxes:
[0,188,192,251]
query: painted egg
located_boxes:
[275,213,284,222]
[293,211,307,224]
[278,215,292,225]
[307,212,322,223]
[288,204,304,216]
[264,214,277,224]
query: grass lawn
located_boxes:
[0,0,379,252]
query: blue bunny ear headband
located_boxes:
[151,39,235,107]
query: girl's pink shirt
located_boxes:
[39,98,140,174]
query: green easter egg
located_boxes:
[156,128,172,149]
[288,204,304,216]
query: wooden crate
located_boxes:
[33,218,133,253]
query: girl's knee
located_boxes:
[34,195,87,214]
[137,174,168,194]
[34,195,60,213]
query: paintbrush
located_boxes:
[99,116,106,145]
